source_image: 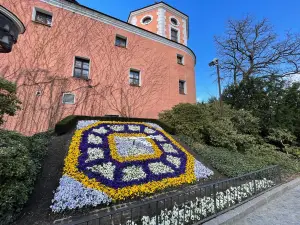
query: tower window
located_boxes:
[177,54,184,65]
[171,18,178,26]
[129,69,141,86]
[33,8,53,26]
[171,28,179,42]
[73,57,90,79]
[115,35,127,48]
[179,80,186,94]
[141,16,153,25]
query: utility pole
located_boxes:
[209,58,223,116]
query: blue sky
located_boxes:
[77,0,300,101]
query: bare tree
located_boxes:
[0,0,168,135]
[215,16,300,84]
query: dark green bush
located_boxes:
[159,103,260,151]
[55,115,175,135]
[0,130,50,225]
[182,136,300,177]
[0,78,21,126]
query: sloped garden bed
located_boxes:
[51,120,214,212]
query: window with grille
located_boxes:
[115,35,127,48]
[34,10,52,26]
[129,69,140,86]
[171,28,178,42]
[62,93,75,104]
[73,57,90,79]
[179,80,186,94]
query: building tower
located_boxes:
[128,1,189,46]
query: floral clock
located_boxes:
[51,121,213,212]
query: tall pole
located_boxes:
[216,61,223,116]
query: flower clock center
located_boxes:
[109,133,162,162]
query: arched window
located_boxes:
[170,18,178,26]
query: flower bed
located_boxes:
[51,121,213,212]
[126,179,275,225]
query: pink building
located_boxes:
[0,0,196,135]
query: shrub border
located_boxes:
[55,115,176,135]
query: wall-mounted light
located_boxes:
[0,6,25,53]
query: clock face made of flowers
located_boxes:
[51,121,213,212]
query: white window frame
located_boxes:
[140,15,153,25]
[129,68,142,87]
[72,56,91,80]
[169,16,180,27]
[62,93,76,104]
[169,26,180,43]
[32,7,53,26]
[179,80,187,95]
[115,34,128,48]
[177,54,184,65]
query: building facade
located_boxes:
[0,0,196,135]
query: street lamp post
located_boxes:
[0,6,25,53]
[209,58,223,115]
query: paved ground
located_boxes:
[235,185,300,225]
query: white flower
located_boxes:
[86,148,104,162]
[166,155,181,168]
[149,162,174,175]
[144,127,156,134]
[145,123,163,131]
[115,137,154,157]
[161,143,178,153]
[127,179,275,225]
[87,162,115,180]
[122,166,147,181]
[149,135,165,142]
[110,125,124,131]
[194,160,214,179]
[76,120,98,130]
[88,134,102,145]
[93,127,108,134]
[50,175,111,212]
[128,125,141,131]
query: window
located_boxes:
[179,80,186,94]
[33,8,53,26]
[115,35,127,48]
[73,57,90,79]
[62,93,75,104]
[171,28,178,42]
[141,15,153,25]
[171,18,178,26]
[129,69,140,86]
[177,54,184,65]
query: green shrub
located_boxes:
[182,136,300,177]
[55,115,175,135]
[0,130,50,225]
[159,103,260,151]
[0,77,21,125]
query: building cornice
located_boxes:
[41,0,195,64]
[0,6,26,34]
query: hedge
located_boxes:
[55,115,176,135]
[0,130,51,225]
